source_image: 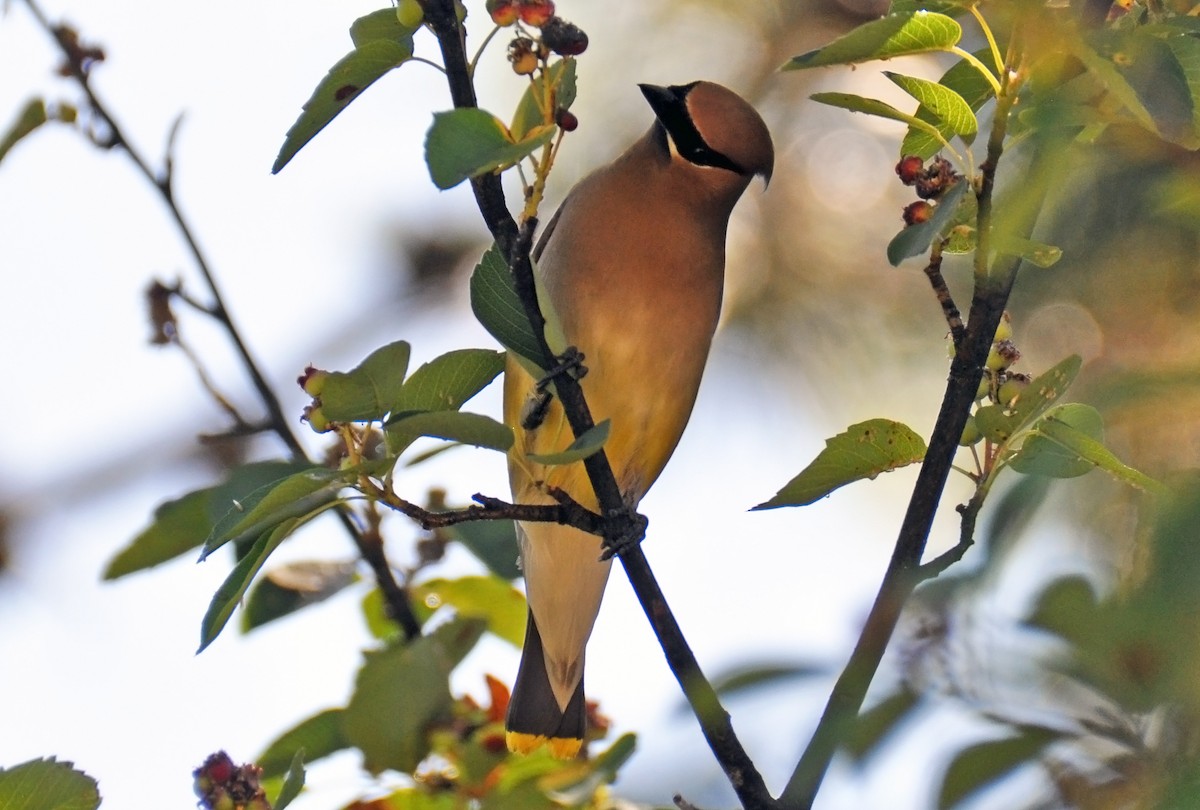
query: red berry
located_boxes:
[555,108,578,131]
[487,0,519,26]
[895,155,923,185]
[903,200,933,225]
[518,0,555,27]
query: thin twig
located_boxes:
[419,2,775,806]
[23,0,422,639]
[923,241,965,344]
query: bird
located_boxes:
[503,80,774,759]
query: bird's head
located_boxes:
[638,80,774,188]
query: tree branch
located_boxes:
[23,0,422,640]
[420,3,775,806]
[779,74,1039,809]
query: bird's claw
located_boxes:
[536,346,587,390]
[599,508,648,561]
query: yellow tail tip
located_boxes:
[506,731,582,760]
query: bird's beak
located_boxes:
[638,83,681,121]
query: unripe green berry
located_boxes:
[986,339,1021,372]
[997,372,1031,406]
[993,310,1013,343]
[959,415,982,446]
[303,404,332,433]
[396,0,424,28]
[976,371,992,401]
[297,365,328,397]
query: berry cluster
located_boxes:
[495,0,588,72]
[896,155,960,226]
[958,312,1033,446]
[192,751,270,810]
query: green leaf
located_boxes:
[512,57,577,141]
[811,92,949,146]
[886,177,970,265]
[387,410,513,455]
[527,419,611,465]
[994,234,1062,267]
[886,72,978,139]
[901,51,997,159]
[273,39,413,174]
[272,749,305,810]
[106,460,314,579]
[937,726,1062,809]
[202,468,341,560]
[242,560,359,632]
[888,0,973,15]
[1013,404,1167,493]
[320,340,412,422]
[258,708,350,779]
[1074,28,1196,148]
[392,349,505,413]
[783,12,962,70]
[425,108,555,190]
[350,7,422,48]
[1024,574,1099,643]
[105,488,212,579]
[343,618,486,774]
[413,575,526,647]
[199,518,302,653]
[469,244,545,367]
[1009,402,1104,479]
[980,355,1084,446]
[0,98,48,164]
[844,689,922,762]
[1166,33,1200,142]
[754,418,927,509]
[545,733,637,805]
[0,758,100,810]
[450,518,522,580]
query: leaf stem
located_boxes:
[949,45,1003,97]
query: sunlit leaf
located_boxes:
[754,418,927,509]
[783,11,962,70]
[319,340,412,422]
[344,618,486,774]
[937,726,1063,809]
[811,92,949,147]
[886,72,978,138]
[886,177,970,265]
[258,709,350,779]
[0,758,100,810]
[273,39,413,174]
[413,575,526,647]
[901,51,996,159]
[527,419,610,465]
[425,108,555,189]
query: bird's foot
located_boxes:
[599,508,648,561]
[536,346,587,389]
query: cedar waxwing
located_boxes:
[504,81,774,758]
